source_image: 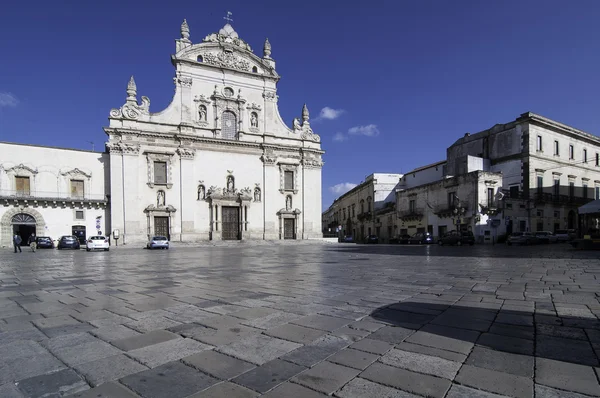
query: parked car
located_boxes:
[408,232,434,245]
[438,231,475,246]
[555,229,577,242]
[390,234,411,244]
[535,231,558,244]
[35,236,54,249]
[57,235,81,250]
[147,236,169,250]
[364,235,379,244]
[339,235,354,243]
[506,232,538,246]
[86,236,110,251]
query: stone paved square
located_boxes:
[1,243,600,397]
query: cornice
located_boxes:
[521,112,600,146]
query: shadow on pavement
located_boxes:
[370,301,600,367]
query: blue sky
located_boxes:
[1,1,599,210]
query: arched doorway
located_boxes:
[12,213,36,247]
[568,210,576,229]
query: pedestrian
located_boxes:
[28,233,37,252]
[13,234,22,253]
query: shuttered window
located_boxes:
[15,176,30,195]
[284,171,294,190]
[154,162,167,184]
[70,180,84,198]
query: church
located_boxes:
[0,19,324,247]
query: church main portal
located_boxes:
[222,207,240,240]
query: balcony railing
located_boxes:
[0,189,108,203]
[397,208,424,221]
[434,202,469,218]
[534,192,592,206]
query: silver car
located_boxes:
[535,231,558,244]
[147,236,169,250]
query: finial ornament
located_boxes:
[127,76,137,101]
[181,19,190,40]
[223,11,233,24]
[302,104,309,123]
[263,38,272,58]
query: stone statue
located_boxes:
[157,190,165,207]
[199,105,207,122]
[227,176,234,192]
[286,196,292,210]
[251,112,258,128]
[198,185,205,200]
[254,188,261,202]
[293,118,301,132]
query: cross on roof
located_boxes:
[223,11,233,24]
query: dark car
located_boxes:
[339,235,354,243]
[35,236,54,249]
[364,235,379,244]
[408,232,434,244]
[57,235,81,250]
[438,231,475,246]
[506,232,539,246]
[390,234,411,244]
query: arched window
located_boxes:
[197,55,203,62]
[252,66,258,73]
[221,111,237,140]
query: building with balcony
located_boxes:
[0,142,110,247]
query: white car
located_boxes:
[147,236,169,250]
[86,236,110,251]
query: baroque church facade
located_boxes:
[0,20,324,247]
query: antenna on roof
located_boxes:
[88,141,95,151]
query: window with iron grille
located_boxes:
[221,111,237,140]
[154,162,167,184]
[284,171,294,190]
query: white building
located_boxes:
[0,19,324,247]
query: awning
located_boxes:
[578,200,600,215]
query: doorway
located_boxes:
[567,210,576,229]
[154,217,169,239]
[222,207,240,240]
[284,218,295,239]
[11,213,36,246]
[72,225,86,244]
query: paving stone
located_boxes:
[350,338,394,355]
[16,369,89,398]
[292,361,360,394]
[217,334,302,365]
[33,315,81,329]
[446,384,511,398]
[228,307,278,320]
[124,316,181,333]
[405,325,477,354]
[455,364,533,398]
[265,323,326,344]
[66,381,140,397]
[536,335,598,366]
[127,337,211,368]
[184,324,260,346]
[488,323,534,340]
[0,339,48,361]
[477,333,534,355]
[360,362,450,398]
[336,377,420,398]
[197,315,246,329]
[87,315,133,328]
[41,323,97,338]
[121,360,219,398]
[495,312,534,327]
[536,358,600,396]
[536,324,587,340]
[0,352,66,384]
[74,354,147,386]
[381,348,461,379]
[51,340,122,367]
[0,328,48,344]
[260,382,325,397]
[348,320,385,332]
[111,329,180,351]
[291,314,351,331]
[90,324,141,342]
[183,350,256,379]
[43,332,98,351]
[535,383,595,398]
[0,383,25,398]
[186,381,258,398]
[327,348,379,370]
[395,342,467,362]
[466,346,534,377]
[367,326,414,344]
[332,326,371,342]
[281,334,348,367]
[241,311,302,330]
[232,359,306,393]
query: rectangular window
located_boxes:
[553,179,559,197]
[70,180,84,199]
[487,188,494,206]
[448,192,456,208]
[75,210,84,220]
[554,140,559,156]
[569,145,574,160]
[583,149,588,163]
[154,161,167,184]
[284,171,294,190]
[554,211,560,218]
[536,135,542,151]
[537,176,543,194]
[596,187,600,200]
[583,184,588,199]
[536,209,544,217]
[15,176,30,196]
[569,182,575,199]
[343,209,346,220]
[409,200,416,213]
[509,185,520,198]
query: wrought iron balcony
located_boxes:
[397,208,424,221]
[434,202,469,218]
[0,189,109,207]
[534,192,593,206]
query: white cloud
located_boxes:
[316,107,345,121]
[332,132,347,142]
[0,92,18,107]
[330,182,357,195]
[348,124,379,137]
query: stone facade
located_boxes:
[0,143,110,247]
[105,21,323,244]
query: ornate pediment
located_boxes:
[5,163,38,175]
[60,168,92,178]
[203,51,251,72]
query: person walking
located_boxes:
[13,234,22,253]
[28,233,37,252]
